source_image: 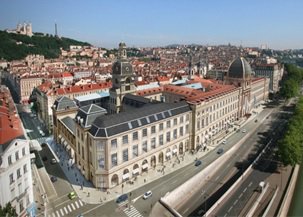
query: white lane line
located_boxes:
[248,182,253,187]
[172,180,178,184]
[63,207,68,214]
[224,214,227,217]
[71,203,76,210]
[228,206,233,213]
[215,176,219,181]
[233,199,238,205]
[59,209,64,216]
[132,195,142,203]
[75,201,79,209]
[239,193,243,198]
[67,205,72,212]
[183,208,189,214]
[52,213,56,217]
[243,187,247,192]
[78,200,84,206]
[55,211,60,217]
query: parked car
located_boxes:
[50,176,57,182]
[143,191,153,200]
[242,129,247,133]
[217,148,224,155]
[68,191,77,200]
[195,160,202,166]
[222,139,227,144]
[116,194,128,203]
[42,156,48,161]
[51,158,57,164]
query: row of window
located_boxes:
[109,126,188,168]
[8,147,26,166]
[197,110,237,130]
[9,164,28,185]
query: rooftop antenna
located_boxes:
[55,23,58,37]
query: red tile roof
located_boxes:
[0,87,24,145]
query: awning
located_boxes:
[58,134,62,139]
[173,149,177,154]
[122,173,130,180]
[132,168,139,175]
[166,152,171,157]
[142,164,148,169]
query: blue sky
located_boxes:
[0,0,302,49]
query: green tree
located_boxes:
[0,202,17,217]
[280,78,299,99]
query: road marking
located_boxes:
[248,182,252,187]
[55,211,60,217]
[233,199,238,205]
[215,176,219,181]
[228,206,233,213]
[55,199,72,208]
[63,207,68,214]
[123,205,143,217]
[243,187,247,192]
[239,193,243,198]
[79,200,84,206]
[71,203,76,210]
[132,195,142,203]
[67,205,72,212]
[75,201,79,208]
[183,208,189,214]
[82,203,104,216]
[52,213,56,217]
[60,208,64,216]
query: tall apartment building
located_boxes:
[0,85,35,216]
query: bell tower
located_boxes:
[109,42,135,114]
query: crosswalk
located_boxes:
[48,199,84,217]
[118,201,143,217]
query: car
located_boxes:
[222,139,227,144]
[116,194,128,203]
[42,156,48,161]
[217,148,224,155]
[51,158,57,164]
[195,160,202,166]
[242,129,247,133]
[143,190,153,200]
[50,176,57,182]
[68,191,77,200]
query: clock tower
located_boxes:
[109,42,135,113]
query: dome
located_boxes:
[228,57,253,79]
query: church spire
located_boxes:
[118,42,127,59]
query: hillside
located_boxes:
[0,30,91,61]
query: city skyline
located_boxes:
[0,0,302,50]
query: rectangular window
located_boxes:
[180,126,184,136]
[96,141,105,151]
[142,141,148,153]
[122,135,128,144]
[98,155,105,169]
[174,118,177,125]
[151,137,156,149]
[23,164,27,173]
[166,120,171,128]
[159,123,164,131]
[15,151,19,161]
[151,126,156,134]
[159,135,164,146]
[9,173,14,184]
[133,132,138,140]
[173,129,177,139]
[111,139,117,149]
[8,155,12,165]
[111,153,117,167]
[197,118,200,130]
[185,124,189,134]
[186,114,189,121]
[123,149,128,162]
[166,132,171,142]
[82,147,85,159]
[22,147,26,156]
[142,128,147,137]
[10,188,15,199]
[133,145,138,157]
[180,116,184,123]
[18,183,22,195]
[17,169,21,179]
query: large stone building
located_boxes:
[52,52,269,190]
[0,85,35,216]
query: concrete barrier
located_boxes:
[277,165,300,217]
[246,183,269,217]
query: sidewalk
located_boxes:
[45,105,265,205]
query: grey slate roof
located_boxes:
[61,116,76,135]
[53,96,77,111]
[122,94,151,108]
[89,101,191,138]
[228,57,253,79]
[75,104,107,128]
